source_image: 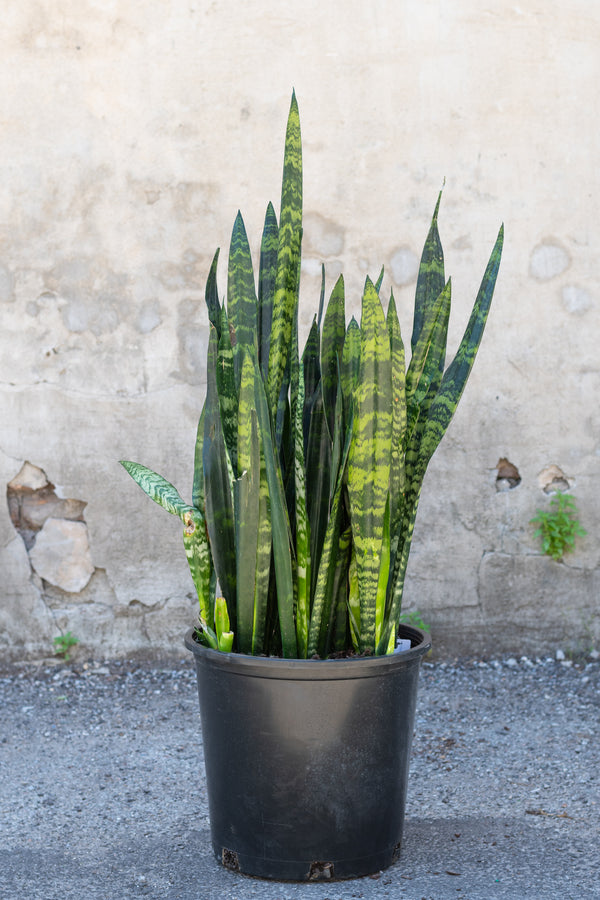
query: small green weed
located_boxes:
[399,610,431,633]
[53,631,79,661]
[530,493,586,561]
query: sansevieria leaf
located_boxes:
[205,248,222,338]
[182,507,213,627]
[307,422,352,659]
[387,291,406,541]
[120,461,195,523]
[227,211,258,389]
[321,275,346,440]
[411,191,445,356]
[203,326,237,622]
[341,317,360,434]
[268,91,302,422]
[294,356,311,658]
[234,409,260,655]
[237,352,271,655]
[419,224,504,469]
[258,202,279,380]
[252,355,298,659]
[347,277,392,653]
[216,307,238,474]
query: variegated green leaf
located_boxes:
[215,595,234,653]
[329,363,344,501]
[307,426,352,659]
[228,211,258,389]
[410,279,451,415]
[379,491,421,655]
[331,527,352,652]
[411,191,444,355]
[258,202,279,379]
[387,291,406,545]
[317,263,325,328]
[205,248,221,338]
[321,275,345,440]
[405,280,448,406]
[374,494,391,648]
[182,506,213,626]
[383,224,504,654]
[237,352,272,655]
[120,461,215,629]
[347,277,392,652]
[120,461,193,522]
[216,307,238,474]
[252,452,272,654]
[347,542,360,651]
[268,91,302,422]
[305,382,332,600]
[252,355,297,658]
[341,317,360,433]
[294,356,311,658]
[203,326,236,621]
[234,408,261,655]
[192,404,206,511]
[419,224,504,469]
[302,317,321,450]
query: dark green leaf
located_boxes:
[205,248,221,338]
[234,408,261,654]
[258,202,279,380]
[321,275,345,440]
[203,327,236,622]
[411,191,445,355]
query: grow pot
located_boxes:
[185,624,431,881]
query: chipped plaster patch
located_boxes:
[29,518,94,593]
[537,464,571,494]
[7,461,94,592]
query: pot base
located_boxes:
[217,840,403,881]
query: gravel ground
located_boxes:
[1,652,598,900]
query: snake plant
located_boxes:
[121,92,503,658]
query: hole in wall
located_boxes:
[538,464,571,494]
[495,458,521,492]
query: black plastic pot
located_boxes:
[185,624,431,881]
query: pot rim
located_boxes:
[184,625,431,681]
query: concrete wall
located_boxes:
[1,1,598,661]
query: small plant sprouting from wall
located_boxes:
[530,493,586,561]
[53,631,79,661]
[399,610,431,633]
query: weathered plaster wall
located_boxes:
[1,1,598,660]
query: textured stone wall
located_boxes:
[1,1,598,660]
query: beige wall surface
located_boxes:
[1,1,598,660]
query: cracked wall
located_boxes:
[1,2,599,659]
